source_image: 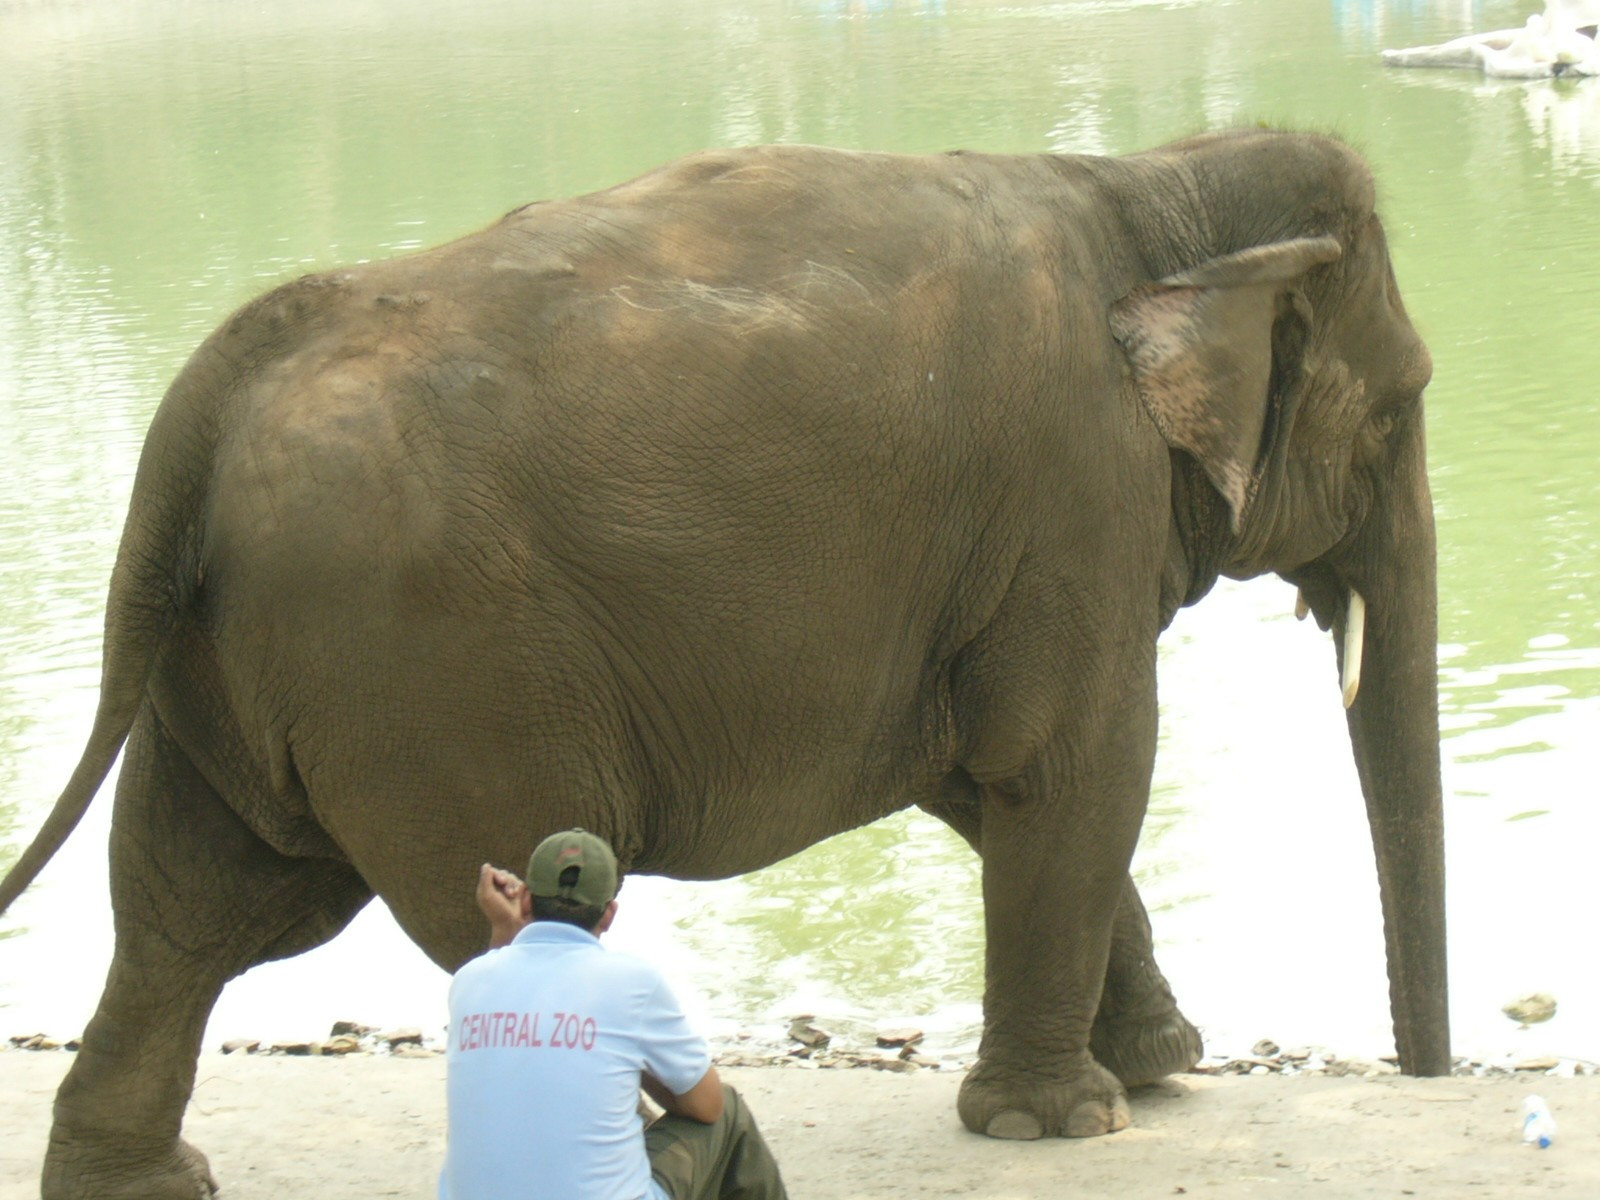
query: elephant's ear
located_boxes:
[1109,237,1342,531]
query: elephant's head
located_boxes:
[1109,130,1448,1075]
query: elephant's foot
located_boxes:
[43,1132,217,1200]
[957,1055,1131,1139]
[1091,1006,1204,1088]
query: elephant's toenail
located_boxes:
[985,1109,1044,1140]
[1066,1098,1130,1138]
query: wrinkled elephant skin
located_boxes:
[0,129,1446,1197]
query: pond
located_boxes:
[1,0,1596,1069]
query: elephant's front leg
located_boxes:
[955,650,1161,1139]
[920,786,1202,1088]
[1092,875,1204,1086]
[957,782,1140,1137]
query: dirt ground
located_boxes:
[3,1049,1597,1198]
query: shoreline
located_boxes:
[10,1021,1597,1079]
[4,1046,1599,1198]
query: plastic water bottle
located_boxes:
[1522,1095,1557,1148]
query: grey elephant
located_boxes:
[0,127,1446,1199]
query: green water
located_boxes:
[1,0,1596,1063]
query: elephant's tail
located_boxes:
[0,694,135,915]
[0,369,214,916]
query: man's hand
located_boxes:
[477,863,530,949]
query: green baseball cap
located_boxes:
[525,828,619,908]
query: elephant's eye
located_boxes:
[1368,409,1398,438]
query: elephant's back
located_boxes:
[478,145,1093,347]
[189,143,1127,683]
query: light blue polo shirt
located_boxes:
[439,921,711,1200]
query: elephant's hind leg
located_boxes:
[43,705,371,1200]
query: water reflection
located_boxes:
[1386,69,1600,176]
[659,814,986,1050]
[1523,77,1600,167]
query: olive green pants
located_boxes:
[646,1084,788,1200]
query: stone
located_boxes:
[714,1051,770,1068]
[391,1042,440,1057]
[1326,1058,1397,1077]
[1225,1057,1279,1075]
[787,1018,830,1049]
[379,1027,424,1048]
[330,1020,376,1038]
[221,1039,260,1055]
[875,1028,924,1049]
[866,1056,916,1072]
[1515,1057,1560,1072]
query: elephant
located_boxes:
[0,126,1447,1199]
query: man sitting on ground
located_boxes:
[439,827,788,1200]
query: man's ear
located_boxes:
[519,888,534,920]
[596,899,619,935]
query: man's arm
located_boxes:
[641,1065,725,1124]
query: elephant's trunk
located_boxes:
[1334,416,1450,1076]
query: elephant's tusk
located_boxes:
[1341,590,1366,709]
[1294,590,1310,621]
